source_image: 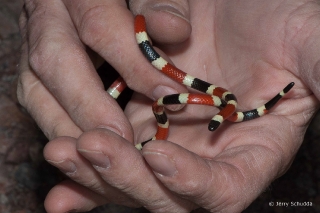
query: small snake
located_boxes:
[106,15,294,150]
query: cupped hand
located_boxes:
[18,0,191,212]
[35,0,320,212]
[18,0,189,141]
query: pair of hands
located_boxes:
[18,0,319,212]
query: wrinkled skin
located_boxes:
[18,0,319,212]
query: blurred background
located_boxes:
[1,0,319,212]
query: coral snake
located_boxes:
[106,15,294,150]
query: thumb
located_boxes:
[129,0,191,45]
[141,141,267,213]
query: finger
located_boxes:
[18,7,82,139]
[142,140,283,213]
[129,0,191,44]
[17,64,83,139]
[44,180,107,213]
[77,128,196,212]
[24,0,133,139]
[44,136,139,207]
[62,0,189,100]
[279,1,320,101]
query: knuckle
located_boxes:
[78,5,115,52]
[25,0,47,26]
[23,0,37,15]
[28,33,60,78]
[25,4,81,79]
[16,74,27,107]
[16,70,39,108]
[20,1,50,55]
[78,6,109,46]
[28,30,83,81]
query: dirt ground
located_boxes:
[1,1,319,212]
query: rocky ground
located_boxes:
[1,0,319,212]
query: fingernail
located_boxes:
[96,125,124,138]
[151,4,189,22]
[47,160,77,175]
[78,150,110,170]
[143,152,177,177]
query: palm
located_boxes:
[126,0,316,163]
[22,0,319,211]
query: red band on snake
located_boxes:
[107,15,294,150]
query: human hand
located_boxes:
[123,1,319,212]
[31,0,320,212]
[18,0,191,212]
[17,0,188,141]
